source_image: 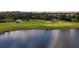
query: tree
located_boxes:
[76,15,79,21]
[58,14,66,21]
[65,15,72,21]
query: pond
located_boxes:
[0,29,79,48]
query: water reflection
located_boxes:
[0,29,79,48]
[0,30,51,48]
[49,29,79,48]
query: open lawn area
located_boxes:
[0,20,79,32]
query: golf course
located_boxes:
[0,20,79,32]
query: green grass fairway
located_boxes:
[0,20,79,32]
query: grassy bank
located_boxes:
[0,20,79,32]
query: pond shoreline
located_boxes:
[0,26,79,33]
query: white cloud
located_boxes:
[0,0,79,12]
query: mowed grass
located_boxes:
[0,20,79,32]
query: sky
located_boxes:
[0,0,79,12]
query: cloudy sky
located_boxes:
[0,0,79,12]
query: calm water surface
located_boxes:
[0,29,79,48]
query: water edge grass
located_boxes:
[0,20,79,32]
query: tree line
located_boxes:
[0,11,79,22]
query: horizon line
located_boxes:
[0,11,79,13]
